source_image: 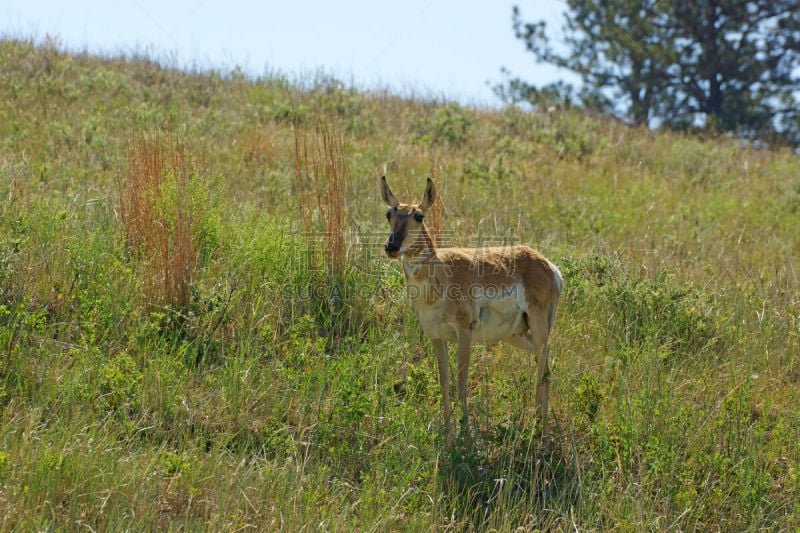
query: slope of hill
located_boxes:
[1,37,799,530]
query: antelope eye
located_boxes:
[385,210,392,221]
[413,212,425,223]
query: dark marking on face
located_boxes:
[384,213,408,257]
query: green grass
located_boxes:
[1,35,799,530]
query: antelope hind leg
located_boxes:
[456,328,473,442]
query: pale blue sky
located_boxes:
[3,0,571,105]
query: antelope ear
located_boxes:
[380,176,399,208]
[419,178,436,212]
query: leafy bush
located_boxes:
[562,253,721,358]
[413,103,474,147]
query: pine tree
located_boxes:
[506,0,800,145]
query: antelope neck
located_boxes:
[402,224,436,272]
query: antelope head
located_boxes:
[380,176,436,259]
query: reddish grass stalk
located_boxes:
[293,117,349,277]
[117,128,199,308]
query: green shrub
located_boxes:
[562,253,721,358]
[413,103,474,147]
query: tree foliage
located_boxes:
[504,0,800,145]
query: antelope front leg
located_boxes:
[536,343,551,440]
[457,328,472,442]
[431,339,453,445]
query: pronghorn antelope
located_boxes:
[381,176,563,444]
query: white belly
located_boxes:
[413,283,528,344]
[415,306,460,342]
[473,300,525,344]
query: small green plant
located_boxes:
[572,373,603,422]
[0,450,7,478]
[98,351,142,414]
[160,451,191,477]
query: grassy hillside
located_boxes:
[1,36,799,530]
